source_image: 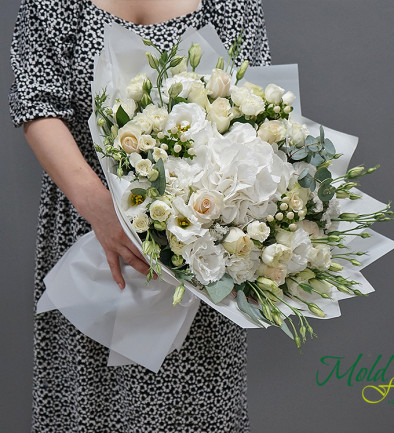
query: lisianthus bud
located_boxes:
[153,220,167,231]
[366,164,379,174]
[329,262,343,272]
[351,259,362,266]
[171,57,187,75]
[272,311,283,326]
[339,212,359,220]
[117,167,124,177]
[216,56,224,70]
[256,276,278,292]
[188,43,202,70]
[97,117,105,127]
[169,82,183,99]
[308,303,326,318]
[360,232,371,238]
[142,78,153,94]
[350,193,362,200]
[171,255,184,267]
[146,187,160,199]
[294,335,302,349]
[347,165,365,178]
[262,304,272,322]
[142,39,152,46]
[142,240,155,256]
[336,190,350,199]
[297,268,316,281]
[146,52,160,69]
[173,284,185,306]
[170,56,184,68]
[147,169,159,182]
[236,60,249,82]
[140,93,152,108]
[111,125,119,139]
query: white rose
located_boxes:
[257,120,287,144]
[112,99,137,120]
[264,83,285,104]
[189,189,224,225]
[240,94,266,116]
[226,252,260,285]
[261,243,292,267]
[282,91,296,106]
[308,244,331,270]
[149,200,172,222]
[230,86,250,106]
[183,233,226,285]
[187,81,209,109]
[126,73,147,101]
[287,120,309,146]
[206,98,232,133]
[138,134,157,152]
[222,227,254,257]
[132,213,150,233]
[153,147,168,162]
[243,82,265,98]
[129,113,153,134]
[167,231,185,255]
[246,221,270,243]
[114,123,142,154]
[206,69,231,99]
[135,158,153,177]
[256,263,287,286]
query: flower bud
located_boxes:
[289,223,297,231]
[360,232,371,239]
[353,289,364,296]
[173,284,185,306]
[343,182,358,190]
[188,43,202,70]
[174,144,182,153]
[329,262,343,272]
[298,209,306,218]
[272,311,283,327]
[308,303,326,318]
[318,160,332,169]
[327,235,342,242]
[347,165,365,178]
[339,212,359,220]
[280,202,288,211]
[117,167,124,177]
[300,325,306,340]
[154,220,167,231]
[147,169,159,182]
[160,143,168,151]
[294,335,302,349]
[266,215,274,222]
[168,82,183,99]
[287,211,295,220]
[142,39,152,46]
[143,78,153,94]
[146,52,160,70]
[275,212,284,221]
[262,304,272,322]
[297,268,316,281]
[170,56,184,68]
[216,56,224,70]
[146,187,160,199]
[284,106,292,114]
[366,164,379,174]
[111,125,119,139]
[337,285,352,294]
[142,240,155,256]
[349,193,362,200]
[273,106,281,114]
[141,93,153,108]
[171,255,184,267]
[97,117,105,127]
[336,190,350,199]
[236,60,249,82]
[351,259,362,266]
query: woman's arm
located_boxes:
[24,117,151,289]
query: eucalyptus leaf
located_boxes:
[323,138,336,156]
[308,153,325,167]
[298,173,314,189]
[318,179,336,202]
[315,167,332,182]
[305,135,318,146]
[291,147,309,161]
[298,168,310,180]
[236,291,264,326]
[319,125,325,142]
[280,322,295,340]
[308,143,321,152]
[116,105,130,128]
[206,274,234,304]
[151,158,166,195]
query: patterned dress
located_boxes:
[9,1,271,431]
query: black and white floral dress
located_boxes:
[9,1,271,431]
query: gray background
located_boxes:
[1,0,393,432]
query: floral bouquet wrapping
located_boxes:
[37,23,394,372]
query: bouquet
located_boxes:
[91,24,392,348]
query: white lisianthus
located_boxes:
[135,158,153,177]
[189,189,224,225]
[120,180,152,220]
[299,220,322,239]
[153,147,168,162]
[138,134,157,152]
[261,243,292,267]
[246,221,270,243]
[206,98,232,133]
[225,250,260,284]
[149,200,172,222]
[256,263,288,286]
[282,91,296,106]
[165,103,208,141]
[167,231,186,255]
[308,243,332,270]
[182,232,226,285]
[132,213,150,233]
[264,83,285,104]
[222,227,254,257]
[114,122,142,154]
[231,86,265,116]
[206,69,231,99]
[287,119,309,146]
[143,105,168,132]
[257,120,287,144]
[129,113,153,134]
[187,81,209,109]
[112,99,137,119]
[126,73,147,101]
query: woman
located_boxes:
[9,0,271,431]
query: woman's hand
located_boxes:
[24,117,151,289]
[87,189,151,290]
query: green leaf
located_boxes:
[319,125,325,143]
[298,168,309,180]
[315,167,332,182]
[323,138,336,156]
[116,105,130,128]
[172,96,189,106]
[236,291,264,326]
[291,147,309,160]
[299,283,314,294]
[308,153,325,166]
[280,322,294,340]
[318,179,336,202]
[299,173,315,191]
[130,188,146,196]
[151,158,166,196]
[305,135,318,146]
[206,274,234,304]
[159,248,173,267]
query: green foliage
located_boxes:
[206,274,234,304]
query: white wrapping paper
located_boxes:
[37,23,394,371]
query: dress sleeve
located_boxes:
[9,0,80,127]
[211,0,271,67]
